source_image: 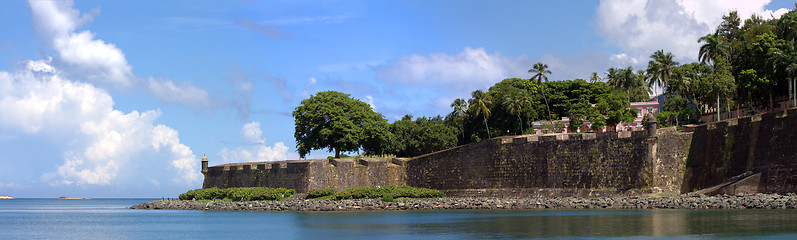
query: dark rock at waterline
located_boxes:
[130,193,797,211]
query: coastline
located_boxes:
[130,193,797,211]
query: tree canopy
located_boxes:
[293,91,388,158]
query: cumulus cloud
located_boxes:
[376,47,532,94]
[218,121,290,163]
[27,0,215,110]
[29,0,133,87]
[595,0,790,64]
[0,60,200,186]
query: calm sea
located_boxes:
[2,198,797,239]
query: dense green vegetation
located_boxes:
[293,7,797,158]
[178,187,295,201]
[306,186,445,200]
[293,91,389,158]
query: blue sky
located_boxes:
[0,0,793,198]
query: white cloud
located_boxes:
[28,0,215,110]
[29,0,133,87]
[609,53,641,67]
[0,61,200,186]
[218,121,290,163]
[595,0,790,64]
[376,47,532,94]
[146,77,213,110]
[241,121,265,144]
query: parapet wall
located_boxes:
[404,131,656,193]
[682,108,797,194]
[202,158,405,193]
[200,108,797,196]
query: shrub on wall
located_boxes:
[178,187,295,201]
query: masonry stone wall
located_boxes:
[200,108,797,196]
[404,131,656,193]
[202,158,405,193]
[682,109,797,194]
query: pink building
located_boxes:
[532,99,660,134]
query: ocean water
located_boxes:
[2,199,797,239]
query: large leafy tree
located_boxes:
[529,62,553,122]
[293,91,388,158]
[595,91,638,129]
[389,115,457,157]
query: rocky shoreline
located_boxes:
[130,193,797,211]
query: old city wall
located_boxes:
[201,108,797,196]
[405,131,662,195]
[202,158,405,193]
[682,108,797,194]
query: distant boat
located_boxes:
[0,195,12,199]
[57,196,90,200]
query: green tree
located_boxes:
[293,91,388,158]
[449,98,468,143]
[589,72,602,83]
[698,33,730,65]
[389,115,457,157]
[567,96,591,132]
[468,90,493,138]
[608,67,646,102]
[503,93,530,134]
[529,62,553,122]
[595,91,638,129]
[646,50,679,95]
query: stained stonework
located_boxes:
[201,108,797,196]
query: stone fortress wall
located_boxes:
[682,108,797,194]
[201,108,797,196]
[202,158,405,193]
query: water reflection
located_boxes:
[294,209,797,239]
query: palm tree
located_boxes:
[468,90,492,138]
[606,67,619,86]
[778,9,797,44]
[769,44,797,108]
[698,33,729,65]
[646,50,679,96]
[503,94,529,134]
[589,72,602,83]
[529,62,553,122]
[615,67,639,102]
[450,98,468,141]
